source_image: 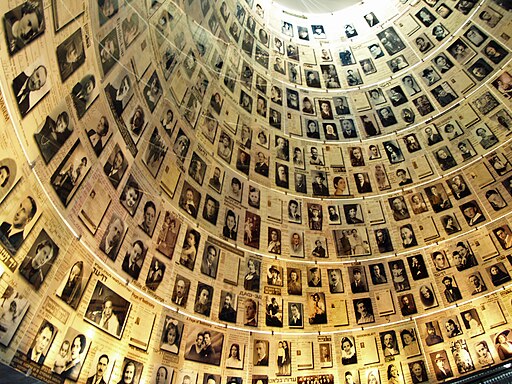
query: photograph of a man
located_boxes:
[27,320,56,365]
[84,281,131,339]
[86,354,110,384]
[0,194,38,254]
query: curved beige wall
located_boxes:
[0,0,511,383]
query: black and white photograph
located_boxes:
[86,114,112,157]
[121,12,141,48]
[184,326,224,366]
[116,358,144,384]
[0,191,41,256]
[50,140,90,207]
[103,143,128,189]
[56,28,85,81]
[99,27,120,75]
[447,38,476,64]
[0,284,30,347]
[144,71,163,113]
[388,260,410,292]
[33,102,73,164]
[160,315,184,354]
[56,259,91,309]
[71,74,99,119]
[84,351,114,384]
[99,214,126,261]
[353,298,375,325]
[84,280,131,339]
[26,319,57,365]
[179,181,201,219]
[4,0,45,55]
[105,71,133,118]
[119,174,142,216]
[98,0,118,25]
[121,238,147,280]
[12,57,51,117]
[53,327,91,381]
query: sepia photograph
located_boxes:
[56,28,85,81]
[184,326,224,366]
[12,57,51,117]
[56,259,92,309]
[0,193,41,255]
[4,0,45,55]
[50,140,91,207]
[0,284,30,347]
[84,280,131,339]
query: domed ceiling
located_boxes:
[0,0,510,384]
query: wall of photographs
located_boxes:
[0,0,511,383]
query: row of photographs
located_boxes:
[4,264,512,384]
[2,171,511,336]
[158,4,510,130]
[5,195,510,334]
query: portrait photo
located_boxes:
[179,181,201,219]
[12,57,51,117]
[56,28,85,81]
[56,259,92,309]
[121,238,147,280]
[26,319,57,365]
[0,157,20,205]
[71,73,99,119]
[99,214,126,261]
[4,0,45,55]
[103,143,128,189]
[84,280,131,339]
[283,301,303,330]
[105,71,134,118]
[0,283,30,347]
[50,140,91,207]
[493,225,512,250]
[84,351,114,384]
[53,327,90,381]
[353,298,375,325]
[160,315,184,354]
[184,326,224,366]
[116,358,143,384]
[18,229,58,291]
[0,191,41,255]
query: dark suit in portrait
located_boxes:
[0,221,24,254]
[12,71,31,116]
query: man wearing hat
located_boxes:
[312,173,329,196]
[308,267,321,287]
[351,268,367,293]
[433,352,453,380]
[442,276,462,303]
[425,322,443,346]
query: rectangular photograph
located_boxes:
[78,179,112,235]
[183,325,224,366]
[50,140,91,207]
[0,191,41,255]
[25,319,57,365]
[51,327,91,381]
[0,284,30,347]
[56,28,85,81]
[55,259,91,309]
[12,57,51,117]
[83,280,131,339]
[4,0,46,55]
